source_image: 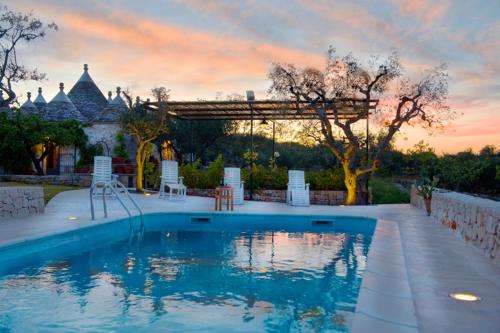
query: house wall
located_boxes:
[411,185,500,265]
[85,123,120,156]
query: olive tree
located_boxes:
[0,111,86,175]
[121,87,171,192]
[269,47,452,205]
[0,5,57,107]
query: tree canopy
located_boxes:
[120,88,171,192]
[268,47,454,204]
[0,5,57,107]
[0,111,86,175]
[156,118,236,164]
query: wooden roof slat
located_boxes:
[150,98,377,121]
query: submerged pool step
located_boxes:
[311,219,334,226]
[190,216,212,224]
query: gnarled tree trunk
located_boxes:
[135,142,146,192]
[343,165,358,205]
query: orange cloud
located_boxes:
[390,0,450,27]
[59,12,324,93]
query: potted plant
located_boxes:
[416,177,439,216]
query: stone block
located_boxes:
[485,216,497,234]
[0,186,44,218]
[421,189,500,266]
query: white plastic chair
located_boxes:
[91,156,118,196]
[159,160,186,200]
[224,167,244,205]
[287,170,310,206]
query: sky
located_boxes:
[8,0,500,154]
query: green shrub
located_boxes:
[113,132,129,158]
[179,160,203,188]
[436,154,497,193]
[306,167,346,191]
[77,143,104,167]
[144,160,160,188]
[179,154,224,189]
[371,178,410,204]
[204,154,225,188]
[242,166,288,190]
[142,143,160,189]
[248,167,345,191]
[179,159,346,191]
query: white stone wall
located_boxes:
[410,185,424,209]
[84,123,120,156]
[411,185,500,264]
[0,187,45,218]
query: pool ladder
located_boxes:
[90,180,144,231]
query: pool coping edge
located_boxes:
[351,219,419,332]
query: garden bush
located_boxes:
[436,152,498,195]
[306,168,346,191]
[180,159,345,191]
[242,166,288,190]
[371,178,410,204]
[77,143,104,167]
[179,154,224,189]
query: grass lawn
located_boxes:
[370,177,410,204]
[0,182,79,204]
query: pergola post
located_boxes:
[272,121,276,168]
[190,119,194,163]
[246,90,255,200]
[365,104,371,203]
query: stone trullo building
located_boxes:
[18,64,129,175]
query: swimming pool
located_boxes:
[0,213,376,332]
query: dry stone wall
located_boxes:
[187,188,346,205]
[411,185,500,264]
[0,174,92,187]
[0,187,44,218]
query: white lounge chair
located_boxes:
[287,170,310,206]
[224,167,244,205]
[91,156,118,196]
[159,160,186,200]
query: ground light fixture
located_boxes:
[67,216,77,221]
[144,193,152,196]
[449,293,481,302]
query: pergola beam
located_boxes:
[148,98,378,121]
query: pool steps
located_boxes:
[90,180,144,232]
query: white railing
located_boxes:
[90,181,144,231]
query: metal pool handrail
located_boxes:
[90,180,144,231]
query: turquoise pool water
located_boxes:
[0,213,375,332]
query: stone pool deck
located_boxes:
[1,189,499,333]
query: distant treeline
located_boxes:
[191,134,499,197]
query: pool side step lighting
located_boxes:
[449,293,480,302]
[67,216,78,221]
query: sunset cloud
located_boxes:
[9,0,500,153]
[390,0,450,27]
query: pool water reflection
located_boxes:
[0,228,371,332]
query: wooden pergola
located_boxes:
[160,98,378,121]
[150,95,378,199]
